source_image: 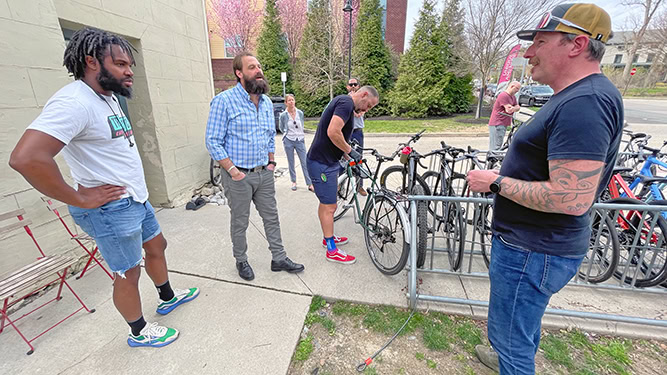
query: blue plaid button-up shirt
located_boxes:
[205,83,276,168]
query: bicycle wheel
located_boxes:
[578,209,620,283]
[434,199,465,271]
[210,158,222,187]
[363,193,410,275]
[333,173,355,221]
[412,185,428,268]
[379,166,431,195]
[607,197,667,288]
[477,203,494,268]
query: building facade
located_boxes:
[0,0,214,275]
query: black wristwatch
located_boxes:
[268,161,277,167]
[490,176,504,194]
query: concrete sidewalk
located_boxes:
[2,133,666,374]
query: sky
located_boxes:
[404,0,645,51]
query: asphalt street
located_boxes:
[624,98,667,125]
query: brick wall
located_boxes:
[385,0,407,53]
[211,59,236,92]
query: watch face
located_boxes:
[490,181,501,194]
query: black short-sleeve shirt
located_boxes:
[307,95,355,165]
[492,74,624,257]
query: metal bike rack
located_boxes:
[406,195,667,328]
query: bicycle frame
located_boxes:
[607,175,662,243]
[626,155,667,218]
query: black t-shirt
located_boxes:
[307,95,355,165]
[493,74,623,257]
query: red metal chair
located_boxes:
[41,197,113,280]
[0,209,95,355]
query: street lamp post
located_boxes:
[343,0,353,80]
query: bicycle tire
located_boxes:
[478,203,494,269]
[210,158,222,187]
[412,185,428,268]
[363,193,410,275]
[422,170,445,218]
[579,210,620,283]
[379,166,431,195]
[607,197,667,288]
[333,173,355,221]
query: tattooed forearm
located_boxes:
[500,159,604,215]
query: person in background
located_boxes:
[346,78,367,196]
[279,94,314,192]
[488,81,521,152]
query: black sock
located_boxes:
[128,316,147,336]
[156,280,175,301]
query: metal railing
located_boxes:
[406,195,667,328]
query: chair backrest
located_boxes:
[41,196,77,238]
[0,209,46,258]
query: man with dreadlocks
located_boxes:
[9,27,199,348]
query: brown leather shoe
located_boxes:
[358,187,368,196]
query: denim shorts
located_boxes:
[69,198,161,277]
[307,159,339,204]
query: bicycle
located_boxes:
[378,130,431,196]
[338,148,412,275]
[210,158,222,187]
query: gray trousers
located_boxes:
[221,168,287,263]
[489,125,507,151]
[283,138,312,185]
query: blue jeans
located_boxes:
[283,137,312,185]
[69,198,161,278]
[488,235,583,375]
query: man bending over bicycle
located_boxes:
[306,86,379,264]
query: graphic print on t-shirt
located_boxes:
[107,115,133,139]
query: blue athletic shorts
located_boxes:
[307,159,339,204]
[69,197,161,277]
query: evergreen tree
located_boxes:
[257,0,292,96]
[351,0,395,116]
[389,0,472,117]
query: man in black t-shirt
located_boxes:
[466,4,622,374]
[307,86,379,265]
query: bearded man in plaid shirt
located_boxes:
[205,52,304,281]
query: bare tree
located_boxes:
[620,0,665,87]
[277,0,308,64]
[465,0,559,118]
[296,0,346,100]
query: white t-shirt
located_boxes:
[27,80,149,203]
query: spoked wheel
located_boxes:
[363,194,410,275]
[607,198,667,288]
[578,209,620,283]
[333,173,356,221]
[379,166,431,195]
[210,158,222,187]
[434,200,465,271]
[477,203,494,269]
[412,185,428,268]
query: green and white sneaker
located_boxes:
[127,322,179,348]
[156,287,200,315]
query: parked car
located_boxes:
[270,96,285,132]
[518,85,554,107]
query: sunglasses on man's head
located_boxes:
[537,12,592,36]
[348,82,358,87]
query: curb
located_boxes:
[303,129,489,138]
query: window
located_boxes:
[632,54,639,64]
[614,54,623,64]
[224,35,243,58]
[647,53,655,63]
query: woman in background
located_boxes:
[279,94,313,192]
